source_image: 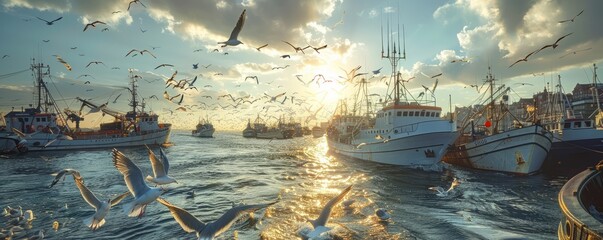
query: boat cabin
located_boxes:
[4,108,60,134]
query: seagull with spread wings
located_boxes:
[127,0,146,11]
[536,33,573,52]
[256,43,268,51]
[145,145,177,185]
[74,177,130,230]
[83,21,107,32]
[112,149,164,218]
[125,49,157,58]
[245,76,259,84]
[154,64,174,70]
[218,9,246,47]
[302,185,353,239]
[559,10,584,23]
[36,16,63,25]
[157,198,276,240]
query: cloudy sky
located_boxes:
[0,0,601,130]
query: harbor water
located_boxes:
[0,130,568,239]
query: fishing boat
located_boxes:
[242,119,256,138]
[311,126,324,138]
[443,67,553,175]
[2,60,172,151]
[326,28,458,167]
[191,118,214,138]
[557,161,603,239]
[540,65,603,176]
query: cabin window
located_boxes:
[574,122,582,128]
[394,129,398,133]
[24,118,29,122]
[415,111,420,116]
[403,111,408,116]
[431,112,435,117]
[36,118,40,122]
[397,111,401,116]
[564,122,571,128]
[409,112,414,116]
[436,112,440,117]
[388,112,391,116]
[420,111,426,116]
[18,118,23,122]
[585,121,592,128]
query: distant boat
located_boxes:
[242,119,256,138]
[557,162,603,239]
[1,60,172,151]
[191,118,214,138]
[311,126,324,138]
[443,67,552,175]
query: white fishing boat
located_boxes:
[2,60,172,151]
[326,29,458,167]
[191,118,214,138]
[443,67,553,175]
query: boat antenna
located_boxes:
[381,8,406,105]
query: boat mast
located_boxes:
[32,60,51,113]
[486,66,496,134]
[381,10,405,105]
[592,63,601,116]
[128,70,139,121]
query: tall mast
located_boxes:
[381,10,405,105]
[129,71,139,116]
[486,66,495,134]
[593,63,601,116]
[32,60,51,112]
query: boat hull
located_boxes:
[327,131,458,166]
[444,125,552,175]
[557,166,603,240]
[242,129,256,138]
[24,127,172,151]
[192,129,214,138]
[542,129,603,176]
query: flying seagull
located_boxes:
[559,10,584,23]
[74,177,130,230]
[154,64,174,70]
[218,9,246,47]
[303,185,353,239]
[127,0,146,11]
[145,145,177,185]
[508,49,540,68]
[112,148,164,218]
[36,16,63,25]
[125,49,157,58]
[86,61,106,68]
[83,21,107,32]
[157,197,276,240]
[55,55,72,71]
[49,169,82,188]
[536,33,573,52]
[428,178,461,197]
[282,41,308,54]
[256,44,268,51]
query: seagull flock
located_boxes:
[22,2,353,129]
